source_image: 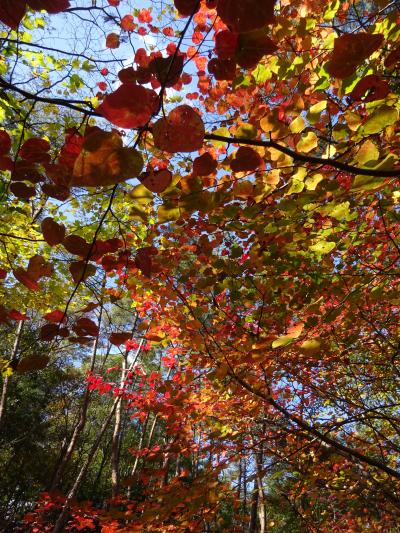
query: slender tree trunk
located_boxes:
[255,448,267,533]
[249,479,259,533]
[53,343,143,533]
[53,395,121,533]
[126,414,149,500]
[49,303,104,491]
[111,353,127,497]
[0,321,23,431]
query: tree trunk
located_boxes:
[255,449,267,533]
[0,321,23,431]
[53,342,144,533]
[49,303,104,491]
[249,479,258,533]
[111,352,127,497]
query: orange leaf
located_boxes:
[27,255,53,281]
[106,32,120,49]
[97,83,159,129]
[72,129,144,186]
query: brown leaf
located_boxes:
[41,217,66,246]
[17,355,50,374]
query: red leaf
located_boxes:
[350,74,390,102]
[98,83,159,129]
[40,323,69,341]
[217,0,275,33]
[174,0,200,16]
[91,238,124,260]
[193,152,218,176]
[106,33,120,49]
[41,217,66,246]
[121,14,136,31]
[109,332,132,346]
[385,45,400,68]
[230,147,262,172]
[0,0,26,29]
[43,310,66,323]
[10,182,36,199]
[9,310,29,321]
[0,156,13,171]
[326,33,384,79]
[135,247,155,277]
[152,105,205,153]
[41,183,70,201]
[13,268,39,291]
[59,130,83,169]
[73,317,99,337]
[19,138,51,164]
[0,131,11,156]
[27,0,70,13]
[140,168,172,193]
[236,31,278,69]
[17,355,50,374]
[215,31,239,59]
[138,8,152,23]
[208,58,236,81]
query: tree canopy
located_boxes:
[1,0,400,531]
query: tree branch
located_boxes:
[204,133,400,178]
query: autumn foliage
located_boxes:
[1,0,400,531]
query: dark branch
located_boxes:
[205,133,400,178]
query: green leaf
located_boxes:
[310,240,336,254]
[252,64,272,83]
[361,105,398,135]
